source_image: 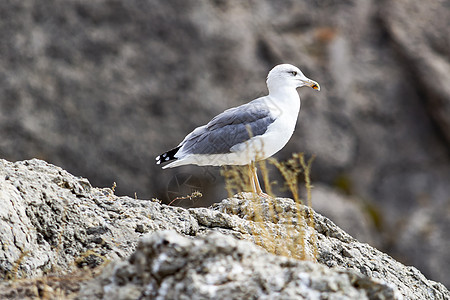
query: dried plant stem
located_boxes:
[169,191,203,206]
[299,154,317,259]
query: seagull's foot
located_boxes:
[254,191,273,199]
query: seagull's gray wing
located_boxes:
[180,100,275,155]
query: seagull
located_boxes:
[156,64,320,195]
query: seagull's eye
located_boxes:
[290,71,297,76]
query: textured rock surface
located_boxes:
[0,1,449,285]
[0,159,198,280]
[214,196,449,300]
[78,231,402,300]
[0,159,448,299]
[381,0,450,145]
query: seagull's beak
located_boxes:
[301,78,320,91]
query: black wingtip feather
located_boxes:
[155,146,181,165]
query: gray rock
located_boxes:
[0,158,198,280]
[0,159,448,299]
[381,0,450,145]
[213,195,449,299]
[79,231,402,300]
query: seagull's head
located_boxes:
[266,64,320,93]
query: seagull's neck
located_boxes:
[268,86,301,111]
[263,86,301,124]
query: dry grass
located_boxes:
[221,153,318,261]
[169,191,203,206]
[7,250,30,281]
[0,267,104,300]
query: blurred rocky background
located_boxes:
[0,0,448,287]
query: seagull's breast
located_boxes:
[232,93,301,161]
[258,105,299,158]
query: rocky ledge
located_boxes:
[0,159,448,299]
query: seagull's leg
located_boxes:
[251,162,270,197]
[251,163,263,195]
